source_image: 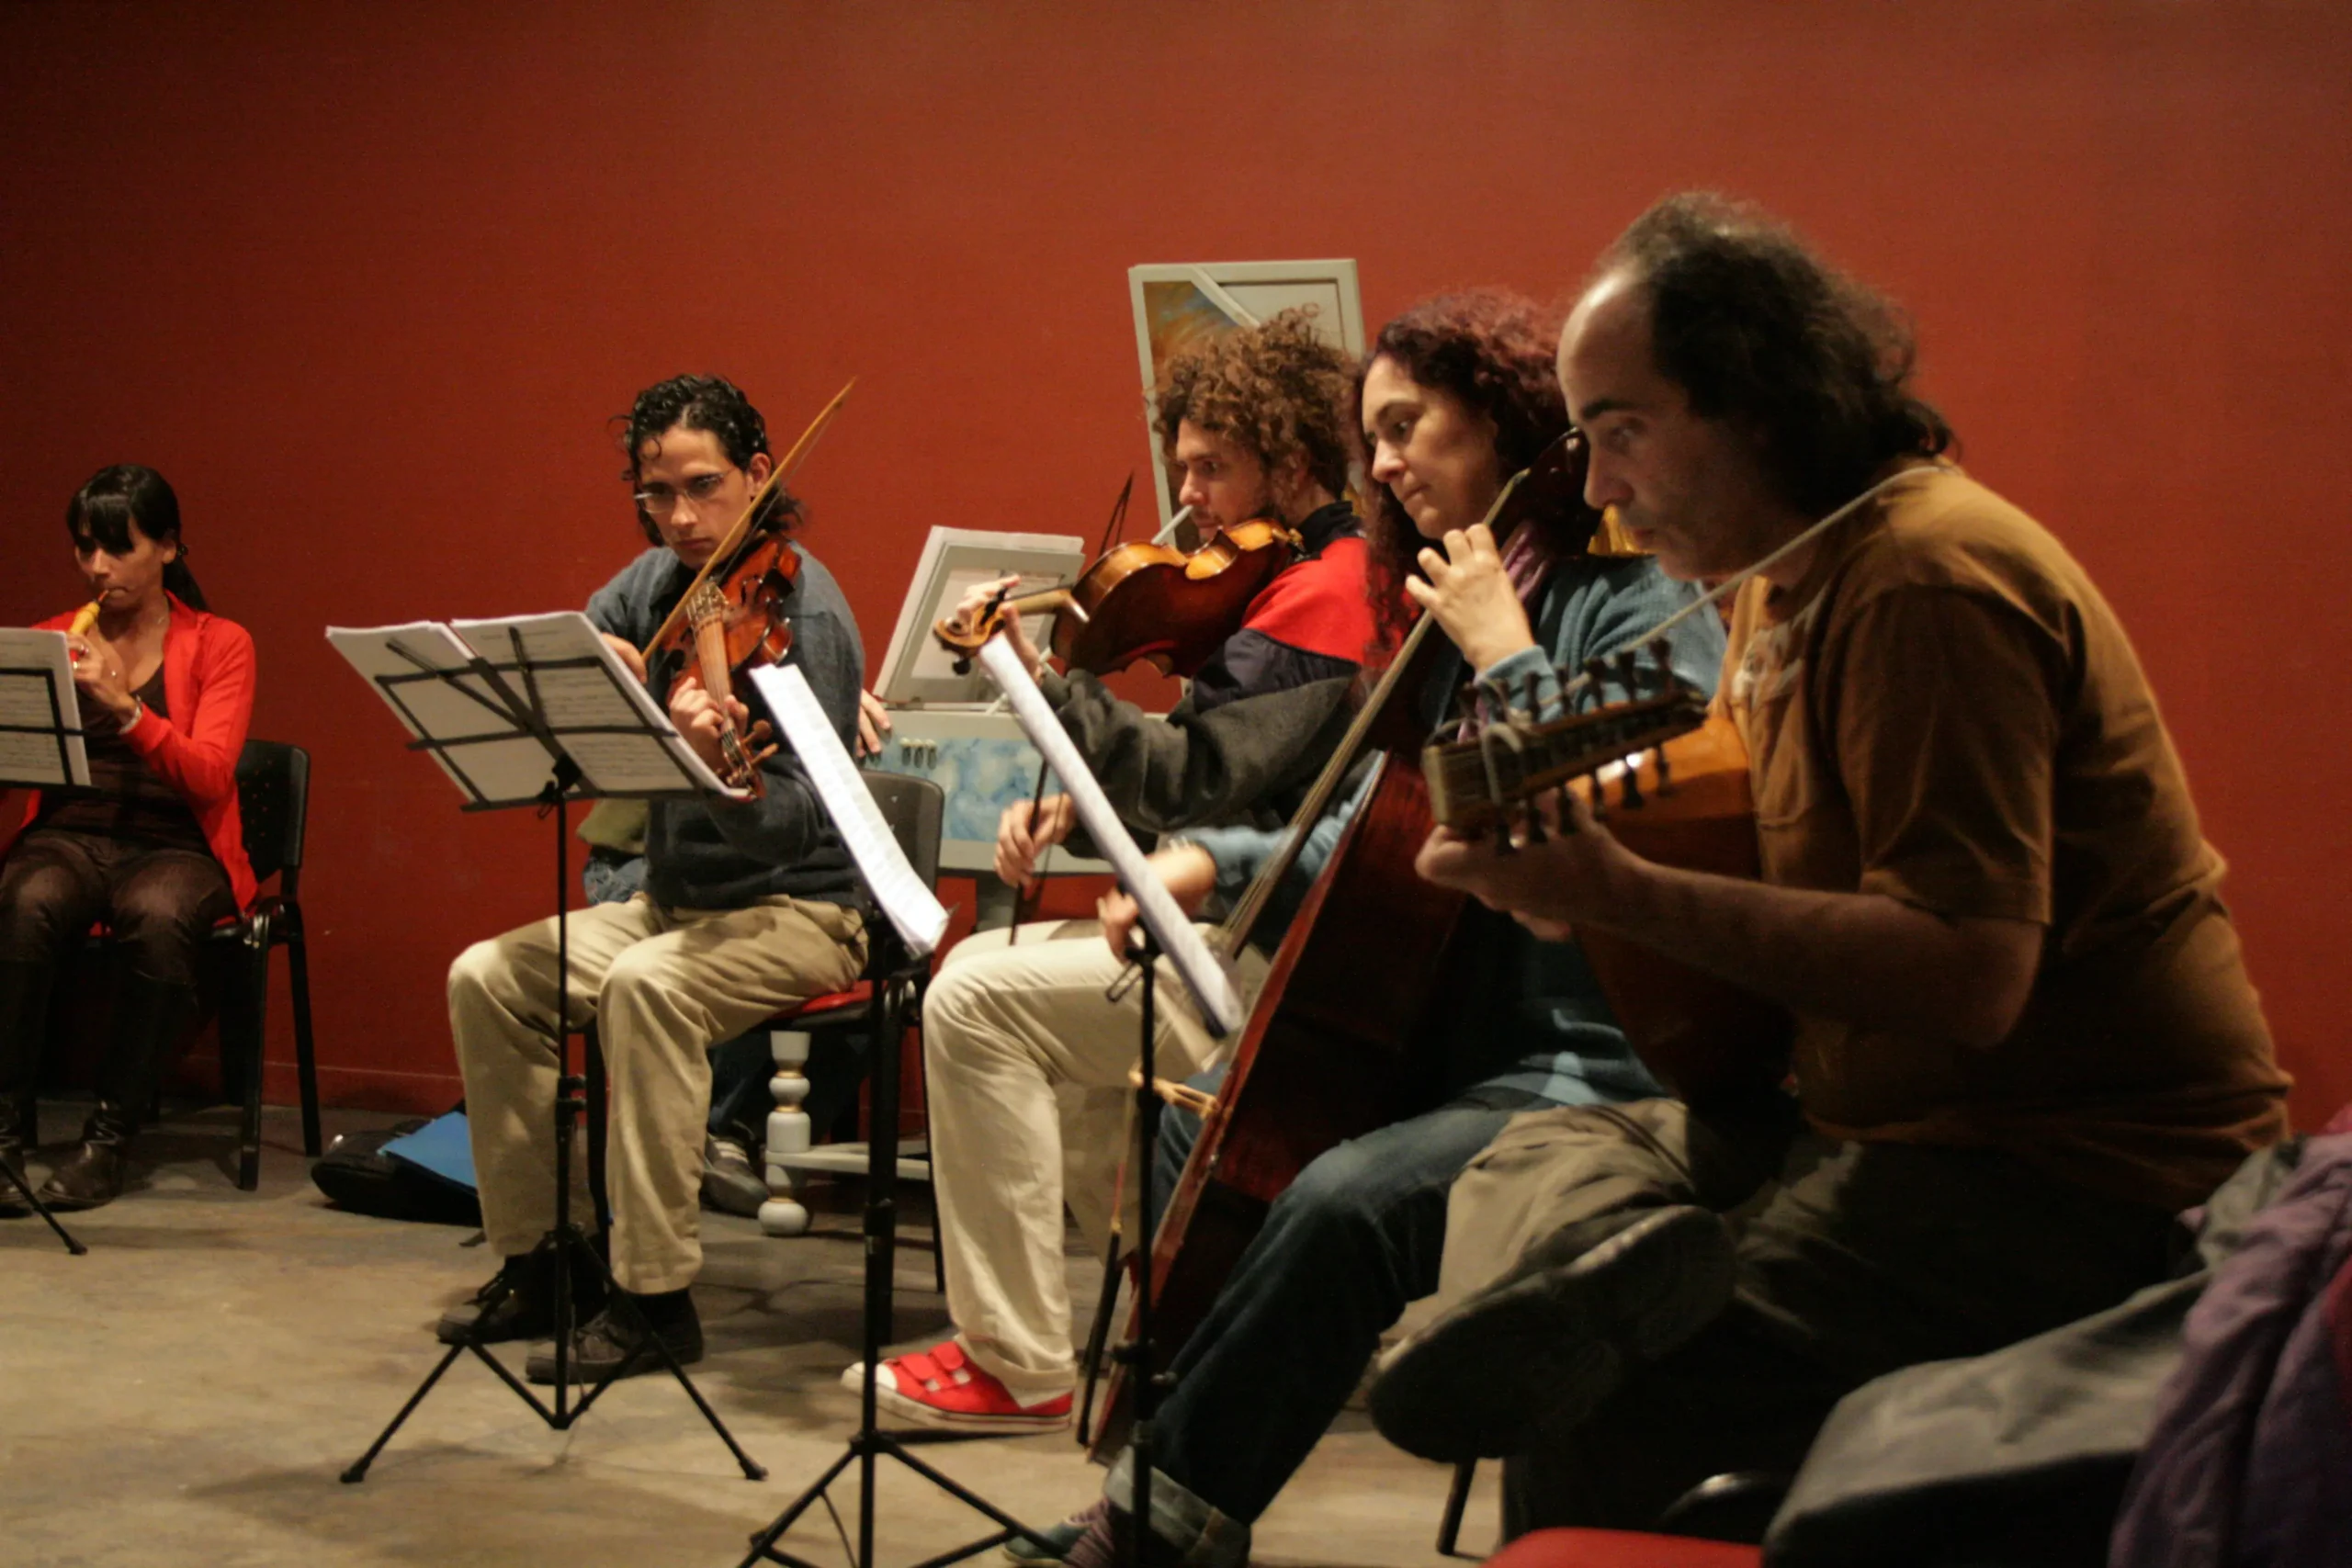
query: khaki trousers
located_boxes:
[448,893,865,1294]
[922,919,1270,1404]
[1435,1095,1798,1310]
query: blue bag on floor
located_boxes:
[311,1109,481,1226]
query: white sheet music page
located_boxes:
[974,635,1243,1033]
[326,622,552,804]
[747,663,949,958]
[0,628,91,788]
[449,612,740,799]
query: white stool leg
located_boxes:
[759,1027,814,1236]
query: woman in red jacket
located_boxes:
[0,465,255,1211]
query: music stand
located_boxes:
[733,663,1059,1568]
[0,628,92,1256]
[973,636,1243,1568]
[326,613,763,1483]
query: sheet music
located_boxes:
[450,613,741,799]
[327,622,551,803]
[748,664,950,958]
[0,628,92,788]
[974,635,1242,1033]
[328,615,737,805]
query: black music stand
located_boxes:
[0,634,92,1257]
[733,659,1057,1568]
[1112,929,1168,1568]
[331,617,763,1483]
[925,633,1244,1568]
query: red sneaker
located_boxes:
[845,1340,1073,1433]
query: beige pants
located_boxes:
[922,919,1270,1404]
[1436,1095,1799,1313]
[448,893,865,1294]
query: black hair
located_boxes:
[616,374,801,547]
[66,464,208,612]
[1600,192,1954,514]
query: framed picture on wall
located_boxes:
[1126,259,1365,538]
[873,525,1089,706]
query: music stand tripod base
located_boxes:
[736,949,1061,1568]
[338,711,764,1483]
[2,1155,88,1255]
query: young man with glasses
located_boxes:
[435,374,872,1382]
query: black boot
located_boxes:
[0,960,53,1206]
[525,1286,703,1384]
[435,1234,609,1345]
[40,1100,136,1210]
[40,970,191,1212]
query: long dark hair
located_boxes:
[67,465,208,612]
[617,374,802,547]
[1357,289,1578,654]
[1601,192,1954,514]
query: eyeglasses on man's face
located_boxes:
[634,468,737,517]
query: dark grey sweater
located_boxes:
[585,545,865,912]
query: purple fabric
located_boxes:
[2109,1127,2352,1568]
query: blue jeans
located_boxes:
[1143,1066,1518,1523]
[1145,1066,1220,1241]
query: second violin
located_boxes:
[933,517,1302,681]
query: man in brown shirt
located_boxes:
[1374,192,2290,1535]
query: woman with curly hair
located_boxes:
[1042,290,1731,1567]
[1,465,254,1211]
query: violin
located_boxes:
[932,517,1304,680]
[661,534,800,795]
[637,380,854,795]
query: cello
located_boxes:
[1090,433,1788,1455]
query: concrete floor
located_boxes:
[0,1103,1501,1568]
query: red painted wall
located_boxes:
[5,2,2346,1126]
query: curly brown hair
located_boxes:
[1150,307,1356,505]
[1357,289,1581,654]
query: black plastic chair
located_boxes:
[216,739,322,1188]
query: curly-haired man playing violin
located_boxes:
[859,310,1380,1433]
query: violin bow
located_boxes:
[1100,470,1136,557]
[1531,462,1932,716]
[641,377,857,656]
[997,469,1139,944]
